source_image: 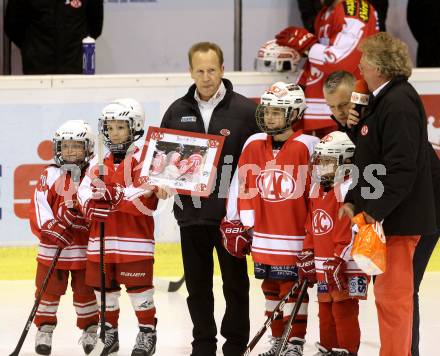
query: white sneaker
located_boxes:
[35,324,56,355]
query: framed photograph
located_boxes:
[138,127,225,196]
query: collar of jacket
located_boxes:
[365,75,408,114]
[182,78,234,108]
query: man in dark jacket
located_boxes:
[160,42,258,356]
[341,32,437,356]
[4,0,103,74]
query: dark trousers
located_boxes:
[180,225,250,356]
[412,232,439,356]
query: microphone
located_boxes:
[350,79,370,119]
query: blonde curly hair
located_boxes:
[359,32,412,79]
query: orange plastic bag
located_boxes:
[351,213,386,275]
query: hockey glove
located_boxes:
[84,199,112,222]
[91,181,124,208]
[323,256,347,292]
[220,219,252,258]
[58,205,89,233]
[275,26,318,54]
[41,219,74,249]
[297,249,317,286]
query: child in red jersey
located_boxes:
[29,120,98,355]
[298,131,369,356]
[78,98,169,356]
[223,82,319,356]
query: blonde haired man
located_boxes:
[340,32,437,356]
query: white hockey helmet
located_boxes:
[53,120,95,168]
[255,40,301,72]
[98,98,145,153]
[256,82,307,135]
[311,131,355,187]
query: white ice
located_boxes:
[1,274,439,355]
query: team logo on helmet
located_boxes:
[312,209,334,235]
[256,169,296,202]
[320,134,334,143]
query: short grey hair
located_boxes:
[323,71,355,94]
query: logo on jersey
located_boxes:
[361,125,369,136]
[306,66,324,86]
[323,49,337,63]
[256,169,296,202]
[37,172,48,192]
[312,209,333,235]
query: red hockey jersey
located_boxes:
[298,0,378,131]
[78,148,158,264]
[303,179,363,282]
[227,131,319,266]
[29,166,89,270]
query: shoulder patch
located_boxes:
[358,0,370,23]
[343,0,357,17]
[344,0,370,23]
[36,171,49,192]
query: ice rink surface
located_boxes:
[1,273,439,356]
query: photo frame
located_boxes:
[138,127,225,197]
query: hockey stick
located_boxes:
[89,133,106,356]
[241,281,300,356]
[168,275,185,292]
[9,248,62,356]
[274,279,309,356]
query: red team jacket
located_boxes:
[30,166,89,270]
[304,179,363,282]
[78,148,158,264]
[227,131,319,266]
[299,0,378,131]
